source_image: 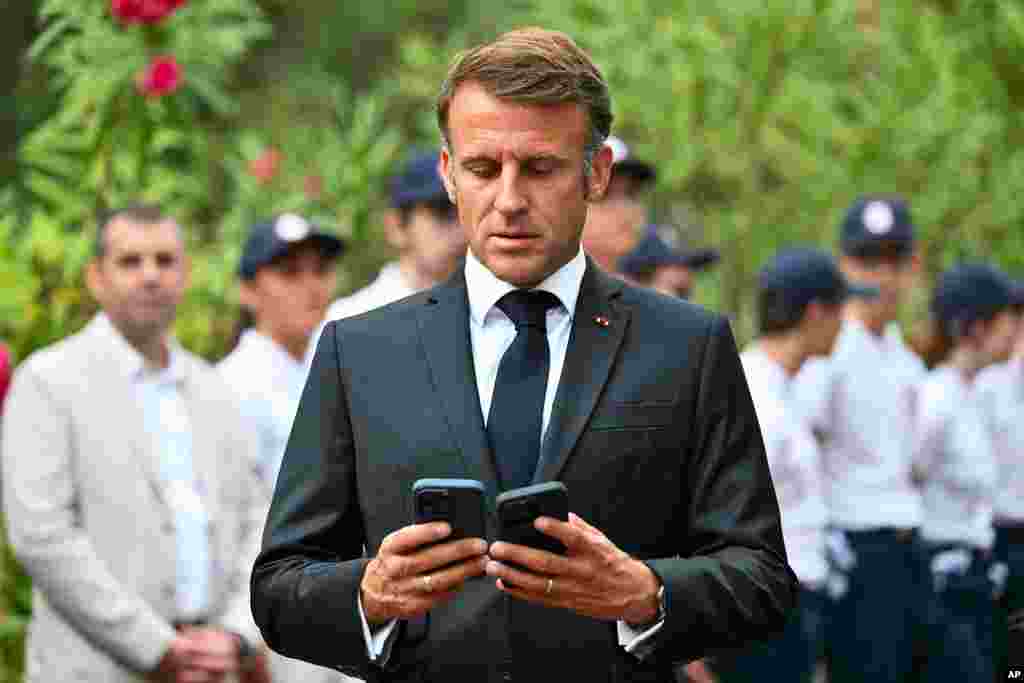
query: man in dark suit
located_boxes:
[251,27,797,683]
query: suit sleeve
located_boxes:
[250,322,374,678]
[1,362,176,673]
[213,401,269,647]
[644,315,798,664]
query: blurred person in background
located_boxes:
[618,225,720,301]
[975,278,1024,679]
[715,249,876,683]
[793,196,930,683]
[219,213,350,683]
[581,135,654,275]
[323,150,465,323]
[1,205,269,682]
[0,341,10,415]
[912,264,1018,683]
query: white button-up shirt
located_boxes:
[219,330,307,490]
[741,347,829,587]
[98,314,210,620]
[794,318,925,530]
[360,247,662,661]
[325,261,418,323]
[975,357,1024,524]
[915,365,998,549]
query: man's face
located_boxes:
[648,264,695,299]
[440,82,612,288]
[981,309,1018,364]
[840,251,916,325]
[394,200,466,285]
[806,301,844,357]
[87,217,187,343]
[240,244,336,348]
[581,194,645,274]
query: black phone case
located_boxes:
[412,478,487,541]
[495,481,569,556]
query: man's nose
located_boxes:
[494,167,527,216]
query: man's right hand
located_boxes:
[360,521,489,626]
[152,635,212,683]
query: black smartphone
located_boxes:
[412,478,487,542]
[495,481,569,556]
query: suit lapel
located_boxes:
[535,262,629,483]
[414,272,501,498]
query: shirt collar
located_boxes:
[94,313,185,384]
[236,329,306,376]
[464,246,586,327]
[376,261,417,298]
[745,345,792,396]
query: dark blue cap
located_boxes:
[1012,279,1024,307]
[390,151,450,209]
[931,263,1015,328]
[759,248,878,310]
[840,195,914,257]
[605,136,656,185]
[618,226,719,276]
[238,213,345,280]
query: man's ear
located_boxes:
[438,147,457,204]
[237,279,259,314]
[85,259,104,304]
[383,209,408,250]
[586,143,614,202]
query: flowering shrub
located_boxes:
[136,54,182,97]
[110,0,186,24]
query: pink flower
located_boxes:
[249,148,282,184]
[111,0,187,24]
[136,56,183,97]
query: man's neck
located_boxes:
[949,346,986,383]
[111,320,170,369]
[397,258,438,292]
[843,301,887,337]
[758,333,807,378]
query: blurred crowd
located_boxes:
[0,134,1021,683]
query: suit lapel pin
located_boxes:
[593,315,609,327]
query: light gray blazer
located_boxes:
[1,315,265,682]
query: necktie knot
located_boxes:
[496,290,561,331]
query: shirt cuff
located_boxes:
[616,617,665,660]
[357,591,400,663]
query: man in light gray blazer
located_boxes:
[2,205,270,682]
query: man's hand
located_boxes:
[360,521,489,626]
[151,628,243,683]
[486,512,662,624]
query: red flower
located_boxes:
[303,174,324,200]
[249,148,282,184]
[136,56,183,97]
[111,0,187,24]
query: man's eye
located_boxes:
[526,162,556,176]
[118,255,141,268]
[466,164,498,179]
[155,254,177,268]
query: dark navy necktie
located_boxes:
[487,289,561,491]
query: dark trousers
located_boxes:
[710,585,826,683]
[823,527,931,683]
[994,523,1024,678]
[920,541,995,683]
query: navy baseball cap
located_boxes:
[390,151,450,209]
[605,136,656,185]
[238,213,345,280]
[840,195,914,258]
[931,263,1015,328]
[618,226,720,276]
[1011,279,1024,307]
[759,248,878,310]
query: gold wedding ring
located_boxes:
[546,578,554,595]
[422,574,433,592]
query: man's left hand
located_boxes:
[486,512,662,625]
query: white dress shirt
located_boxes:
[976,358,1024,523]
[98,314,210,621]
[360,247,663,662]
[325,261,418,323]
[741,347,829,587]
[219,330,307,490]
[915,365,998,549]
[794,318,925,530]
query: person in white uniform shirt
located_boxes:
[323,150,465,324]
[967,277,1024,678]
[715,248,876,683]
[218,214,353,683]
[913,263,1017,683]
[792,196,930,683]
